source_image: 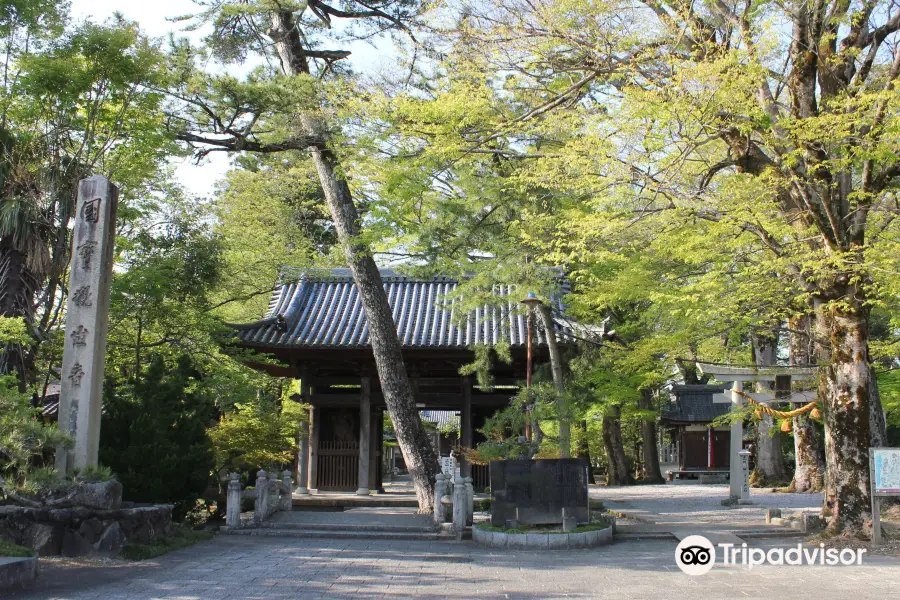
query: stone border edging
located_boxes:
[472,525,613,550]
[0,556,38,591]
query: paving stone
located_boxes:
[6,533,900,600]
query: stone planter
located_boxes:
[0,556,38,591]
[473,524,613,550]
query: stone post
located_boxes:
[56,176,118,473]
[452,476,466,540]
[267,471,278,516]
[739,449,752,503]
[729,380,744,500]
[357,377,371,496]
[433,473,446,525]
[280,470,293,511]
[464,476,474,526]
[226,473,241,528]
[296,420,310,495]
[254,469,268,525]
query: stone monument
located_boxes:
[56,176,118,473]
[490,459,590,527]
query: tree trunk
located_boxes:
[535,303,569,457]
[602,405,633,485]
[269,11,438,511]
[751,329,787,484]
[788,315,824,492]
[576,419,596,484]
[869,365,887,448]
[638,388,664,483]
[819,303,872,534]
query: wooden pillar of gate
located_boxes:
[308,404,320,494]
[369,407,382,493]
[357,377,371,496]
[460,376,473,477]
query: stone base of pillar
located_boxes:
[295,486,310,496]
[356,488,371,496]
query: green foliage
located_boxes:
[120,524,214,561]
[99,355,216,520]
[460,343,512,392]
[878,370,900,446]
[211,155,337,323]
[0,538,35,557]
[209,399,304,475]
[0,319,70,492]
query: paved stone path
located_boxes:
[10,535,900,600]
[594,483,823,531]
[269,506,434,529]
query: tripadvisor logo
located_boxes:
[675,535,716,575]
[675,535,867,575]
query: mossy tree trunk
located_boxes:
[788,315,824,492]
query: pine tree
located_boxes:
[100,355,216,519]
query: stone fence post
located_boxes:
[433,474,446,526]
[464,476,474,526]
[267,471,278,517]
[254,469,268,525]
[226,472,241,528]
[280,470,293,511]
[452,475,466,540]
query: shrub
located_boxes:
[100,355,216,520]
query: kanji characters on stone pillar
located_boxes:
[57,177,118,473]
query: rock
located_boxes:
[802,513,824,534]
[78,517,105,544]
[95,522,126,554]
[69,481,122,510]
[1,503,171,558]
[766,508,781,524]
[23,523,62,556]
[61,530,93,557]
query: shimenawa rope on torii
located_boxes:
[731,389,822,432]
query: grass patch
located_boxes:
[0,539,36,558]
[121,525,214,561]
[475,516,610,535]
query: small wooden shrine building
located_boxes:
[660,385,732,479]
[230,268,574,493]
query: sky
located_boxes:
[68,0,395,198]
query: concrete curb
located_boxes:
[473,525,614,550]
[0,555,38,592]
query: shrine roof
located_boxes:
[231,268,583,350]
[661,385,731,424]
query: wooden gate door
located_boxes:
[682,431,708,469]
[317,440,359,491]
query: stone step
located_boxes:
[292,496,420,509]
[259,521,438,533]
[221,527,452,541]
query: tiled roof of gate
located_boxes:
[420,410,460,429]
[661,385,730,423]
[233,268,575,349]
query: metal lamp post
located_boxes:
[520,292,543,441]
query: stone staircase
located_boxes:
[221,506,454,541]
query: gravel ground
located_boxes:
[592,482,823,527]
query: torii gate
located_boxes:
[696,363,818,501]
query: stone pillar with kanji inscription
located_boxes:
[55,176,118,473]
